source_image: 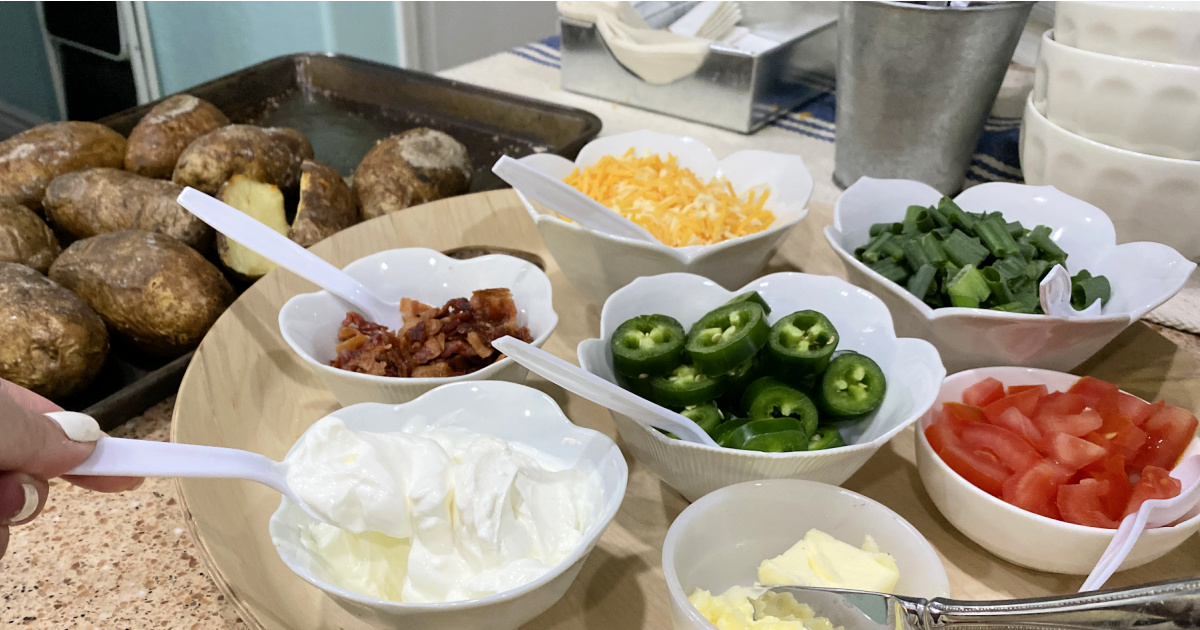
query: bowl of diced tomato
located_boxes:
[915,367,1200,575]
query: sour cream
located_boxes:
[285,417,600,603]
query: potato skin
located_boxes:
[125,95,229,179]
[353,128,472,220]
[44,168,213,250]
[0,121,126,211]
[49,231,235,357]
[0,202,60,273]
[0,263,108,400]
[289,160,358,247]
[172,125,314,194]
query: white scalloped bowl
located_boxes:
[1021,95,1200,262]
[1034,30,1200,160]
[916,367,1200,575]
[824,177,1195,374]
[278,248,558,406]
[1055,1,1200,67]
[577,272,945,502]
[269,381,628,630]
[514,130,813,305]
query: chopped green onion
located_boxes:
[977,217,1021,258]
[1027,258,1052,282]
[861,232,894,264]
[1071,271,1111,310]
[907,264,938,303]
[993,302,1038,314]
[881,239,906,263]
[869,258,909,284]
[927,203,952,229]
[982,266,1015,304]
[1028,226,1067,264]
[920,232,949,268]
[1005,221,1027,239]
[901,237,931,271]
[944,229,989,268]
[947,265,991,308]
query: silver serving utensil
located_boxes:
[761,578,1200,629]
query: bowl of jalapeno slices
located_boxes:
[577,272,946,502]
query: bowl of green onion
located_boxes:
[824,177,1195,373]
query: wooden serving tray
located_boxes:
[171,190,1200,629]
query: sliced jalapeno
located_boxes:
[766,310,839,379]
[718,355,762,410]
[724,290,772,316]
[806,427,846,451]
[710,417,751,444]
[610,314,686,378]
[818,352,887,418]
[685,302,770,376]
[649,363,725,408]
[719,417,806,450]
[680,401,724,435]
[746,384,818,438]
[615,371,654,399]
[739,376,787,415]
[743,430,810,453]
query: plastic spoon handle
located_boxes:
[492,156,659,243]
[67,434,285,491]
[176,187,396,323]
[491,337,719,447]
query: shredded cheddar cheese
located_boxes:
[562,149,775,247]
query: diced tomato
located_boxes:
[1034,408,1103,437]
[1096,390,1154,431]
[990,406,1042,446]
[1130,405,1199,471]
[961,423,1043,474]
[984,387,1045,424]
[1135,400,1165,428]
[1111,424,1149,461]
[1041,432,1108,470]
[1057,479,1120,528]
[1001,460,1066,519]
[1081,455,1132,522]
[1069,376,1121,408]
[943,401,986,424]
[1008,384,1045,395]
[1036,391,1088,417]
[939,443,1012,497]
[1124,466,1183,517]
[963,378,1006,408]
[924,419,960,454]
[1084,431,1117,456]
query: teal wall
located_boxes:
[0,2,60,121]
[145,1,400,94]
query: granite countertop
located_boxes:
[4,326,1199,628]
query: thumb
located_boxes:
[0,394,99,480]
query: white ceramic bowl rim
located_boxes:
[1025,94,1200,166]
[825,175,1195,323]
[580,272,945,459]
[516,129,814,264]
[269,381,629,612]
[921,367,1200,535]
[278,247,558,385]
[1042,28,1200,73]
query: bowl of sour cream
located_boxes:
[268,380,628,630]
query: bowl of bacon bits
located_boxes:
[509,130,813,305]
[916,366,1200,574]
[278,248,557,405]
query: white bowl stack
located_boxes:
[1021,2,1200,262]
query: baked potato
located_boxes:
[43,168,213,250]
[289,160,358,247]
[353,128,472,220]
[0,202,60,273]
[0,121,126,211]
[124,94,230,179]
[0,263,108,400]
[216,175,288,282]
[172,124,314,194]
[49,230,235,357]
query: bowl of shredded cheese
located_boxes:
[508,130,813,305]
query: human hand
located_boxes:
[0,379,142,559]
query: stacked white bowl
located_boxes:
[1020,2,1200,262]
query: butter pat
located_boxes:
[687,586,841,630]
[758,529,900,594]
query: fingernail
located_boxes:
[12,484,37,523]
[45,411,102,443]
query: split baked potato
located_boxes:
[289,160,358,247]
[353,127,472,219]
[0,202,60,273]
[0,121,126,211]
[216,175,289,282]
[125,94,230,179]
[173,124,314,194]
[0,263,109,400]
[49,230,235,357]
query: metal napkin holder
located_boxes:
[559,1,839,133]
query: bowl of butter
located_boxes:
[662,479,949,630]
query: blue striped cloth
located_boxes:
[511,36,1023,185]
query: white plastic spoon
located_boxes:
[176,188,402,328]
[490,336,719,447]
[1039,264,1102,318]
[1080,453,1200,592]
[491,156,659,243]
[56,411,336,526]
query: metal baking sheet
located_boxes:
[78,52,602,430]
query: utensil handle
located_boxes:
[1079,510,1149,593]
[490,337,719,446]
[176,188,392,320]
[920,578,1200,629]
[67,435,286,494]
